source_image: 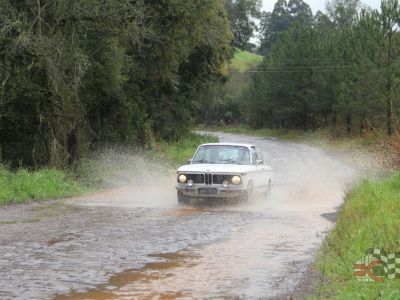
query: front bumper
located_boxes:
[176,184,247,198]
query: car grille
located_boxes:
[180,173,234,185]
[186,174,205,184]
[212,174,233,184]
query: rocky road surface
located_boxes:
[0,132,356,299]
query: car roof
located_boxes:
[199,143,255,149]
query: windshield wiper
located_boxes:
[220,159,239,164]
[193,159,215,164]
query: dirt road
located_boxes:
[0,132,356,299]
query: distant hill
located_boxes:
[230,50,263,72]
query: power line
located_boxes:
[231,65,353,73]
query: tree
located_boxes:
[258,0,313,54]
[0,0,233,167]
[241,0,400,136]
[326,0,363,27]
[225,0,261,50]
[359,0,400,135]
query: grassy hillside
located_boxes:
[230,50,263,72]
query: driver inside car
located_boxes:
[237,148,250,165]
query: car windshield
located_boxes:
[192,145,250,165]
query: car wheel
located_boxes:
[244,181,254,204]
[177,191,190,206]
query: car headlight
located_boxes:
[231,176,241,185]
[178,174,187,183]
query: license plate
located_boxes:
[198,188,217,195]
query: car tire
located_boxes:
[177,191,190,206]
[244,181,254,204]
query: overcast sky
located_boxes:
[262,0,382,14]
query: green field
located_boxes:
[230,49,263,72]
[314,172,400,299]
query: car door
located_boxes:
[250,148,264,188]
[255,151,271,187]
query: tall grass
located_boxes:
[315,172,400,299]
[0,168,85,205]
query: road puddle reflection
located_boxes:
[160,207,209,217]
[55,251,199,299]
[48,233,81,246]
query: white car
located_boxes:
[176,143,273,205]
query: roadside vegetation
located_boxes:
[0,168,85,205]
[314,172,400,299]
[0,1,232,169]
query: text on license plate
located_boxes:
[198,188,217,195]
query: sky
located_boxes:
[262,0,382,14]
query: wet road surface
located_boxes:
[0,132,356,299]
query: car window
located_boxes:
[251,150,257,165]
[192,146,250,165]
[256,152,264,164]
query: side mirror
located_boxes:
[256,159,264,166]
[187,159,193,164]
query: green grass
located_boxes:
[313,172,400,299]
[0,168,86,205]
[154,132,218,166]
[230,49,263,72]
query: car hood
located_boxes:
[177,164,255,174]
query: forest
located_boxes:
[0,0,233,167]
[1,0,400,168]
[243,0,400,136]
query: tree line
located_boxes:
[0,0,233,167]
[243,0,400,135]
[3,0,397,168]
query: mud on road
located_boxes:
[0,132,356,299]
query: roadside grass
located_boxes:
[154,132,218,166]
[230,50,263,73]
[313,172,400,299]
[0,168,86,205]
